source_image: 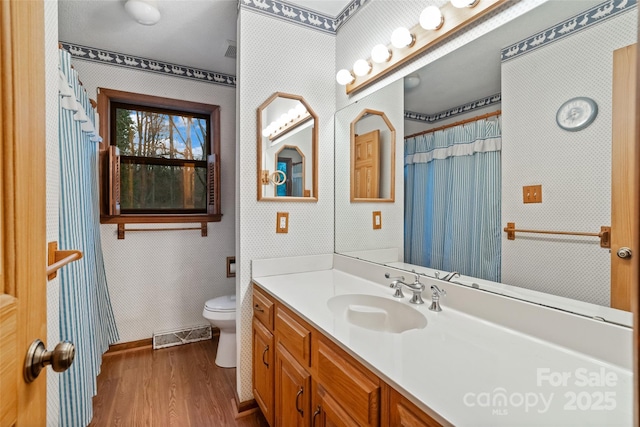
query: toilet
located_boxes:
[202,294,236,368]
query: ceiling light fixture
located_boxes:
[451,0,480,8]
[404,75,421,90]
[391,27,415,49]
[124,0,161,26]
[353,59,372,77]
[419,6,444,30]
[336,69,355,85]
[371,44,392,63]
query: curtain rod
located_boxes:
[405,109,501,140]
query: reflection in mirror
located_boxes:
[350,109,395,202]
[257,92,317,201]
[334,0,637,326]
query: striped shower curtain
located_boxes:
[58,49,119,427]
[404,117,502,282]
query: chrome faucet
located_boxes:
[384,273,405,298]
[435,271,460,282]
[429,284,447,312]
[385,271,425,304]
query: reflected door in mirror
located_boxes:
[354,130,380,198]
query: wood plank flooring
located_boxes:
[89,339,268,426]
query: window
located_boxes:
[99,89,221,223]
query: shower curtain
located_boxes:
[404,117,502,282]
[58,49,119,427]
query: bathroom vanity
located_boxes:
[251,254,632,426]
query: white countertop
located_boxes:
[253,267,632,426]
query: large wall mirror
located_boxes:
[334,0,637,327]
[257,92,318,201]
[351,109,396,202]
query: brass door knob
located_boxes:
[24,339,75,383]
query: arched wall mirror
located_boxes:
[257,92,318,201]
[350,109,396,202]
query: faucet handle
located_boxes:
[411,269,426,283]
[431,284,446,297]
[384,273,405,281]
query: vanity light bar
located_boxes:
[268,111,312,141]
[342,0,507,94]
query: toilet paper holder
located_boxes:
[227,256,236,278]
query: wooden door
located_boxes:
[611,43,638,311]
[275,343,310,427]
[354,130,380,198]
[253,318,274,426]
[0,0,48,425]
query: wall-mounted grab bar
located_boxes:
[47,241,83,280]
[503,222,611,248]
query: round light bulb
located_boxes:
[295,103,306,115]
[451,0,479,8]
[391,27,414,49]
[124,0,161,25]
[262,128,271,138]
[371,44,391,63]
[336,69,355,85]
[288,108,298,119]
[353,59,372,77]
[420,6,444,30]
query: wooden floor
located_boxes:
[89,338,268,426]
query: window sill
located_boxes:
[100,214,222,224]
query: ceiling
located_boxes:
[404,0,601,114]
[58,0,352,76]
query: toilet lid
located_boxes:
[205,294,236,312]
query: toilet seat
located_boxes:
[204,294,236,312]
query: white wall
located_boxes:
[501,10,636,305]
[69,60,237,343]
[334,79,404,255]
[44,0,60,425]
[236,8,336,402]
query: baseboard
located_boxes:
[231,397,259,419]
[105,338,153,355]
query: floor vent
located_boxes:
[224,40,237,58]
[153,325,212,349]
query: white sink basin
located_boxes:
[327,294,427,333]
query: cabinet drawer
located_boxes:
[253,284,274,330]
[275,307,311,367]
[315,339,380,427]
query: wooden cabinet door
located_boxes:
[275,343,310,427]
[253,318,274,425]
[388,389,443,427]
[314,385,359,427]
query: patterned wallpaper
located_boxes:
[70,60,238,344]
[405,93,502,125]
[236,8,336,402]
[501,9,636,305]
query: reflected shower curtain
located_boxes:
[58,49,119,427]
[292,162,303,197]
[405,117,502,282]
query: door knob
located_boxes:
[617,247,632,259]
[24,339,75,383]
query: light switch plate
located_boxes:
[523,185,542,203]
[372,211,382,230]
[276,212,289,233]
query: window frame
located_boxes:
[98,88,222,224]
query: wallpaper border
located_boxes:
[501,0,637,62]
[59,42,237,88]
[405,93,501,124]
[238,0,368,34]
